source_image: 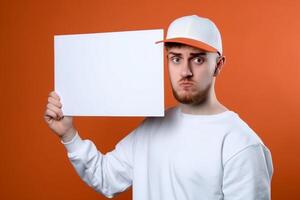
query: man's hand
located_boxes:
[44,91,76,142]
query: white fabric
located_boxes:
[166,15,223,54]
[62,106,273,199]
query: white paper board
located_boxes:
[54,29,164,116]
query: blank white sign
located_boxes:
[54,29,164,116]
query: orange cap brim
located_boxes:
[155,37,218,53]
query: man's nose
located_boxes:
[181,61,193,78]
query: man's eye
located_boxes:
[171,57,181,64]
[193,57,204,64]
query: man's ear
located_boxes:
[214,56,226,76]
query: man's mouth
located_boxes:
[179,81,194,90]
[179,81,194,87]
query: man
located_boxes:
[44,15,273,199]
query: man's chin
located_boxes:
[172,89,206,105]
[175,96,196,104]
[173,91,197,104]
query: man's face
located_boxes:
[167,45,220,105]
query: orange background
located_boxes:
[1,0,300,199]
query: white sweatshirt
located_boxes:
[62,107,273,200]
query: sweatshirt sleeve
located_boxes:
[61,130,136,198]
[222,144,274,200]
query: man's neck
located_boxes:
[179,90,228,115]
[180,102,228,115]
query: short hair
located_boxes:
[164,42,221,56]
[164,42,187,51]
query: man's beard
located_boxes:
[171,81,212,105]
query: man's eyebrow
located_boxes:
[167,52,182,56]
[190,52,207,56]
[167,52,208,57]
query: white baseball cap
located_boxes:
[156,15,223,55]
